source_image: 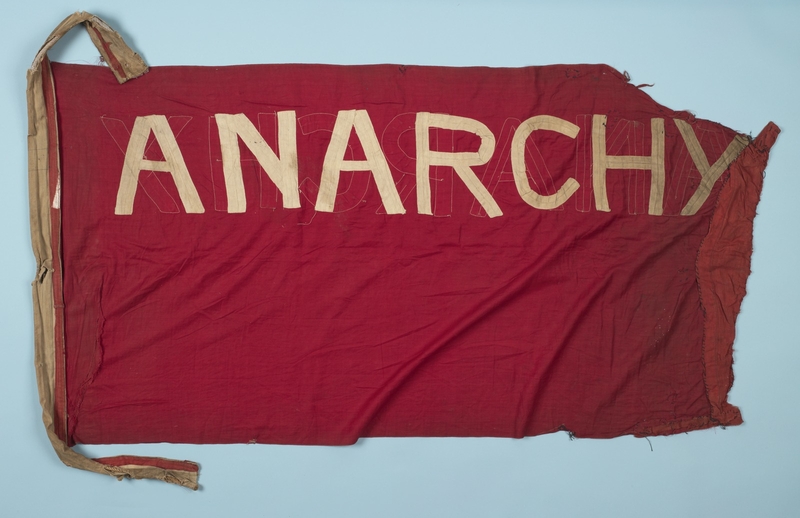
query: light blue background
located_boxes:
[2,1,798,516]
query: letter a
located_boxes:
[316,110,405,214]
[115,115,204,215]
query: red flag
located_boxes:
[28,12,778,488]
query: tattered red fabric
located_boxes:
[29,13,778,488]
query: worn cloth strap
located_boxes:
[27,11,199,490]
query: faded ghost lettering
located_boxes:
[113,111,746,218]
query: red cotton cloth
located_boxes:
[48,61,777,447]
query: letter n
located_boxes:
[215,112,300,213]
